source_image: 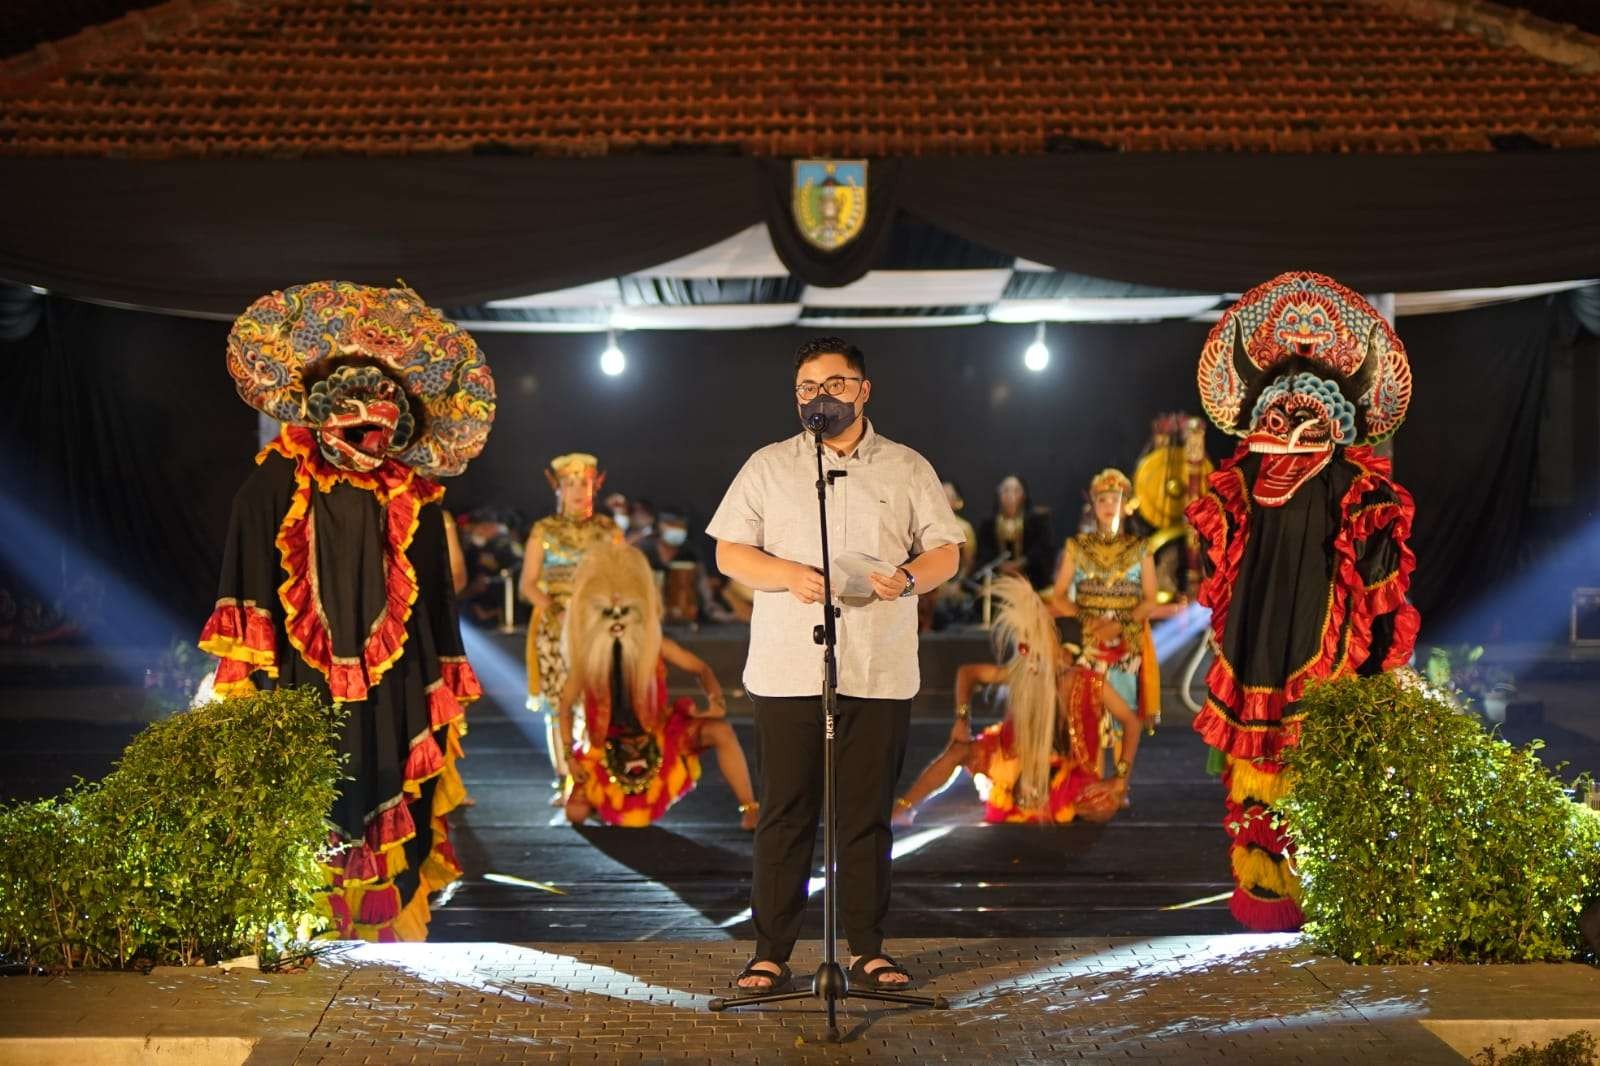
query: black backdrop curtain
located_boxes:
[0,299,249,640]
[2,152,1598,315]
[0,292,1566,641]
[1395,297,1555,629]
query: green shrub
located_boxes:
[0,687,345,970]
[1473,1030,1598,1066]
[1281,673,1600,964]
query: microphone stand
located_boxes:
[709,424,947,1042]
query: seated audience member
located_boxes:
[626,498,657,547]
[457,508,525,627]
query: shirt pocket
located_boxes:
[856,480,912,562]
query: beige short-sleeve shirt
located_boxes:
[707,420,965,699]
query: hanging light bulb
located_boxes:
[1023,321,1050,372]
[599,330,626,376]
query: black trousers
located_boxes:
[749,693,912,963]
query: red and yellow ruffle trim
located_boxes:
[267,426,445,704]
[566,700,702,828]
[319,659,480,941]
[971,705,1103,825]
[1221,756,1304,932]
[1188,445,1420,763]
[199,598,278,698]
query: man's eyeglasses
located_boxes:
[794,376,863,402]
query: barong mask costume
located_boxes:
[1188,271,1419,932]
[564,541,702,826]
[200,280,495,941]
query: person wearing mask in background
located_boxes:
[605,492,631,535]
[643,508,710,625]
[626,498,657,547]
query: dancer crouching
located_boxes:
[893,576,1140,826]
[557,541,760,829]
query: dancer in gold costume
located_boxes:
[1051,469,1163,726]
[521,454,621,787]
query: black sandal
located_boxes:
[731,958,792,993]
[849,954,915,991]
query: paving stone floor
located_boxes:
[5,935,1600,1064]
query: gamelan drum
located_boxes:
[665,561,699,624]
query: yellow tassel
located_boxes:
[419,851,459,889]
[1231,844,1301,901]
[986,753,1021,793]
[211,677,258,699]
[1228,757,1294,806]
[198,636,278,671]
[390,890,432,941]
[432,761,467,815]
[382,842,409,879]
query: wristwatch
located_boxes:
[897,567,917,597]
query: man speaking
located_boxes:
[708,337,964,993]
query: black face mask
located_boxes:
[799,394,859,438]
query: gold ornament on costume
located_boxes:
[1134,415,1214,531]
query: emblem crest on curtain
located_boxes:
[792,160,868,251]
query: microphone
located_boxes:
[805,412,829,434]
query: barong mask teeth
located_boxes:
[1196,271,1413,504]
[304,364,416,472]
[226,280,495,477]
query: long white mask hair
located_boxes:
[564,541,663,726]
[989,574,1058,809]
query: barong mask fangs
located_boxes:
[226,280,495,476]
[1197,272,1412,507]
[305,365,415,472]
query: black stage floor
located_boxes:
[5,625,1599,944]
[430,683,1242,942]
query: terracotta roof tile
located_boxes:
[1,0,1598,157]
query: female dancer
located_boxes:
[1051,468,1164,725]
[522,453,622,789]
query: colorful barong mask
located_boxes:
[304,365,416,472]
[1197,272,1411,507]
[227,280,495,477]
